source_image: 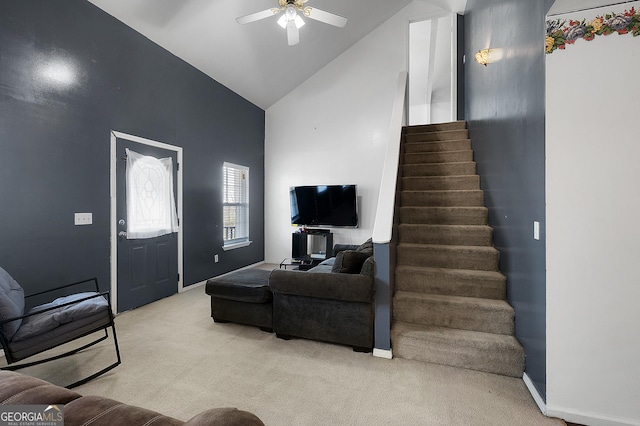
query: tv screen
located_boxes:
[290,185,358,228]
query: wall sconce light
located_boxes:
[474,48,490,66]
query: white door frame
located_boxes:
[109,130,184,314]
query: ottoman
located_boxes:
[205,269,273,332]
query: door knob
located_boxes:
[118,231,127,240]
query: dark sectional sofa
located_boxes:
[205,240,375,351]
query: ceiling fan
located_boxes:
[236,0,348,46]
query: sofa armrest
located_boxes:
[269,269,374,303]
[184,408,265,426]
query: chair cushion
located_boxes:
[11,292,108,343]
[0,266,25,340]
[7,310,112,363]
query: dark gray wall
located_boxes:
[0,0,265,295]
[464,0,547,399]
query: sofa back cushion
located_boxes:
[355,238,374,256]
[0,267,25,341]
[331,250,370,274]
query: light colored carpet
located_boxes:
[5,271,564,426]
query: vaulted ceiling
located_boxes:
[88,0,467,109]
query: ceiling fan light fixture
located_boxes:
[277,5,305,29]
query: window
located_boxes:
[126,148,178,239]
[222,162,250,250]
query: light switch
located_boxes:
[74,213,93,225]
[533,221,540,240]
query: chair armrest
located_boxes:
[269,269,374,303]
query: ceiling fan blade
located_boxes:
[236,8,280,25]
[303,7,347,28]
[286,20,300,46]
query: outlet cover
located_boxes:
[74,213,93,225]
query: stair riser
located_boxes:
[399,207,488,225]
[404,151,472,164]
[391,333,524,377]
[405,129,469,142]
[393,299,514,335]
[398,226,493,246]
[396,246,499,271]
[395,268,506,300]
[401,191,484,207]
[405,122,467,134]
[404,140,471,153]
[402,176,479,191]
[402,162,476,177]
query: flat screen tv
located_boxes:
[289,185,358,228]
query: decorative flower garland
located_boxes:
[546,6,640,54]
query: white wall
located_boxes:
[546,3,640,425]
[264,1,447,262]
[408,14,454,125]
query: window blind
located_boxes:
[223,162,249,245]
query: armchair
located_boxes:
[0,267,120,388]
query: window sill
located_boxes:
[222,240,252,251]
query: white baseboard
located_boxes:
[546,405,640,426]
[373,348,393,359]
[523,373,546,415]
[527,372,640,426]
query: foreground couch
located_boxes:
[0,371,264,426]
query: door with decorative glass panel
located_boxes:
[116,138,179,312]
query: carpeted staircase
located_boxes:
[390,121,525,377]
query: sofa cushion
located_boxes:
[269,269,374,303]
[205,269,272,303]
[355,238,374,256]
[0,371,82,405]
[64,395,184,426]
[360,256,375,277]
[331,250,370,274]
[0,267,25,341]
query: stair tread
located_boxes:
[403,161,476,166]
[398,224,492,230]
[404,122,467,133]
[392,321,523,349]
[398,243,498,252]
[404,138,470,145]
[402,189,483,193]
[403,175,477,179]
[395,290,513,311]
[405,149,471,155]
[395,265,504,279]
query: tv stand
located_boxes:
[292,230,333,262]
